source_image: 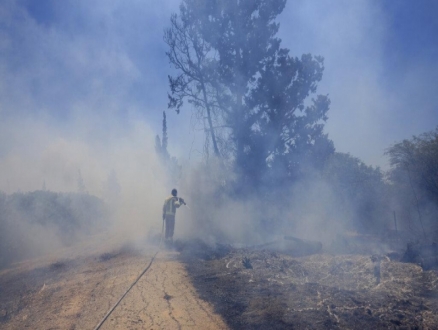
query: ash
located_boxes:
[179,239,438,329]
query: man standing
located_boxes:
[162,188,185,244]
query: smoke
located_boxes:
[161,0,394,249]
[278,0,438,169]
[0,110,170,268]
[1,0,437,269]
[174,160,380,250]
[0,0,183,267]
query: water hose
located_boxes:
[93,224,164,330]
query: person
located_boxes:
[162,188,185,244]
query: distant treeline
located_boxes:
[180,127,438,245]
[0,191,109,269]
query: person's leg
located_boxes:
[165,215,171,239]
[169,216,175,240]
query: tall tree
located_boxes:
[155,111,170,160]
[155,111,182,184]
[165,0,333,187]
[385,127,438,240]
[164,8,222,157]
[386,127,438,205]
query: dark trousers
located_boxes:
[165,215,175,239]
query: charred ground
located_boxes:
[178,239,438,329]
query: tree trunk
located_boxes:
[200,80,221,158]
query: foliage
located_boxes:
[155,111,181,185]
[386,127,438,204]
[385,127,438,239]
[165,0,333,189]
[155,111,170,160]
[322,152,388,233]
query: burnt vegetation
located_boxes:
[177,240,438,329]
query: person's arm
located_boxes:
[174,197,182,208]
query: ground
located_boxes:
[0,243,227,329]
[179,240,438,329]
[1,238,438,329]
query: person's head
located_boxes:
[171,188,177,197]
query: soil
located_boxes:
[0,243,227,329]
[2,238,438,329]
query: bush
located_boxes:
[0,190,109,269]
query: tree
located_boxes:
[77,169,86,194]
[385,127,438,239]
[155,111,170,160]
[322,152,388,233]
[164,7,222,157]
[386,127,438,204]
[155,111,182,184]
[165,0,333,189]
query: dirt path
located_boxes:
[0,247,228,330]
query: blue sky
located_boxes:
[0,0,437,187]
[279,0,438,166]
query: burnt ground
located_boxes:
[178,240,438,329]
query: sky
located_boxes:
[0,0,437,193]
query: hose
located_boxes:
[93,224,164,330]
